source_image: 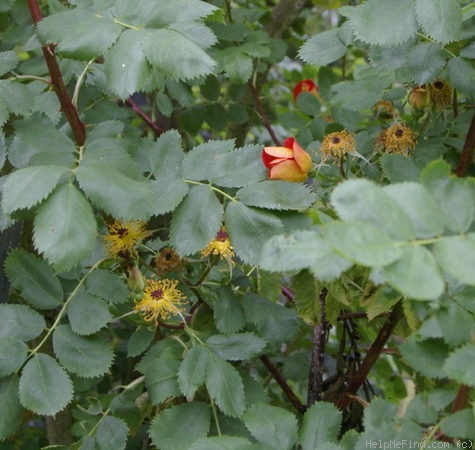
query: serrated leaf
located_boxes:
[127,326,155,357]
[0,304,46,341]
[75,163,154,219]
[383,182,444,238]
[85,270,129,304]
[243,294,299,343]
[206,354,245,417]
[178,345,210,399]
[400,339,450,378]
[0,51,19,76]
[324,222,401,268]
[331,80,380,111]
[298,28,347,66]
[440,409,475,440]
[207,333,266,361]
[0,337,27,377]
[341,0,417,46]
[67,286,113,336]
[444,344,475,387]
[243,403,298,450]
[190,436,256,450]
[436,303,474,346]
[415,0,462,45]
[149,129,184,180]
[170,185,223,255]
[406,42,445,85]
[149,402,211,450]
[380,245,444,300]
[93,416,128,450]
[104,29,151,99]
[5,249,63,309]
[0,376,22,440]
[53,324,114,378]
[261,230,352,281]
[33,184,97,271]
[150,178,189,215]
[447,57,475,98]
[37,9,122,59]
[0,80,32,117]
[143,29,215,80]
[331,178,415,240]
[380,154,421,183]
[1,165,69,214]
[212,287,246,334]
[237,181,316,211]
[19,353,73,416]
[433,234,475,285]
[300,402,342,450]
[215,47,253,83]
[225,202,284,265]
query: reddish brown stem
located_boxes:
[451,384,470,413]
[337,302,403,410]
[455,109,475,176]
[125,98,164,137]
[248,80,282,146]
[260,355,306,413]
[27,0,86,146]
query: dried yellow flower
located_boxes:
[428,80,453,111]
[201,227,235,263]
[103,220,149,257]
[320,130,356,161]
[375,123,416,156]
[155,247,183,275]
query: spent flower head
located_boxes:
[201,227,235,264]
[103,219,149,258]
[320,129,356,161]
[155,247,183,275]
[428,80,453,111]
[374,123,416,156]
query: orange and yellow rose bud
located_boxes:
[293,79,320,102]
[262,137,312,182]
[408,85,430,110]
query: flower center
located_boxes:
[151,289,164,299]
[395,128,404,137]
[434,81,444,89]
[332,137,341,144]
[216,230,229,242]
[116,227,128,238]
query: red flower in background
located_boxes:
[293,79,320,101]
[262,137,312,182]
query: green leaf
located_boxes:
[33,184,97,271]
[292,270,319,325]
[237,181,316,211]
[243,294,299,343]
[243,403,298,450]
[406,43,445,85]
[0,51,19,76]
[440,409,475,440]
[93,416,128,450]
[67,286,113,336]
[19,353,73,416]
[212,287,246,334]
[0,337,27,377]
[37,9,122,59]
[331,178,415,240]
[298,28,347,66]
[5,249,63,310]
[383,182,444,238]
[190,436,256,450]
[206,354,245,417]
[436,303,474,346]
[178,345,210,399]
[324,222,401,268]
[85,270,129,304]
[207,333,266,361]
[170,185,223,255]
[149,129,184,180]
[415,0,462,45]
[400,339,451,378]
[340,0,417,46]
[215,47,253,83]
[225,202,284,265]
[447,57,475,98]
[260,230,352,281]
[443,344,475,387]
[1,165,69,214]
[127,326,155,357]
[433,234,475,285]
[0,376,22,440]
[149,402,211,450]
[0,304,46,341]
[53,324,114,378]
[104,29,151,99]
[364,287,402,321]
[380,246,444,300]
[150,178,189,215]
[0,80,32,118]
[75,163,154,219]
[300,402,342,450]
[380,154,421,183]
[143,28,215,80]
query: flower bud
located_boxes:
[408,85,430,110]
[293,79,320,102]
[127,265,145,292]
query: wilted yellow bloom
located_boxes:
[428,80,453,111]
[155,247,183,275]
[374,123,416,156]
[201,227,235,263]
[134,278,186,323]
[103,220,149,257]
[320,130,356,160]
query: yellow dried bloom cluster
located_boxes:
[320,130,356,161]
[428,80,453,111]
[103,219,149,257]
[374,123,416,156]
[155,247,183,275]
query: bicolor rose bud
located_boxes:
[293,79,320,102]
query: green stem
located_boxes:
[29,258,105,357]
[416,32,456,58]
[210,397,222,436]
[183,179,237,202]
[112,17,143,29]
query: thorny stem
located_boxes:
[337,302,403,410]
[248,79,282,146]
[260,355,306,414]
[455,109,475,176]
[26,0,86,146]
[125,98,164,137]
[307,288,329,406]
